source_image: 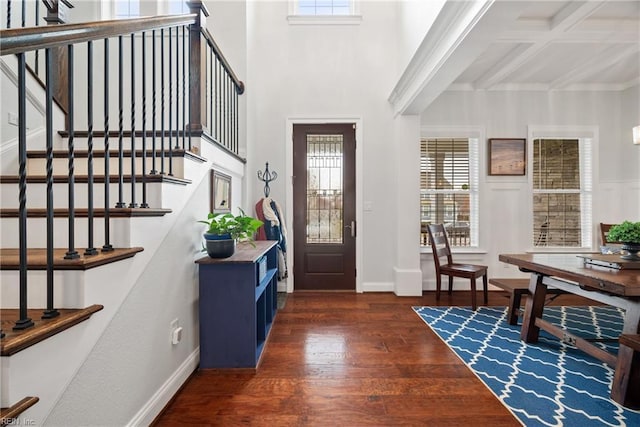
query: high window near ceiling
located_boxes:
[297,0,352,15]
[420,138,479,248]
[532,138,592,248]
[110,1,187,19]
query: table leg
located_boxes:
[520,273,547,343]
[611,302,640,409]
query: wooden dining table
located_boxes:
[499,253,640,409]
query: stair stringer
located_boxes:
[1,139,246,425]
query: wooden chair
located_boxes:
[600,223,619,244]
[426,223,488,310]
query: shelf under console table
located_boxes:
[195,240,279,369]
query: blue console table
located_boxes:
[195,240,278,368]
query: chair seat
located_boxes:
[426,223,489,310]
[441,263,487,277]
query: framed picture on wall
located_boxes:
[210,170,232,213]
[488,138,526,176]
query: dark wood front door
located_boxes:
[293,123,356,290]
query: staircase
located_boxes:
[0,2,246,424]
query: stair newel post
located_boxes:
[64,44,79,261]
[168,27,174,176]
[129,33,138,209]
[14,52,35,330]
[43,48,60,320]
[115,35,125,208]
[187,1,209,139]
[140,31,149,208]
[85,40,98,256]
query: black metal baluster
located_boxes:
[181,25,186,150]
[21,0,25,27]
[187,25,191,150]
[64,44,79,261]
[116,35,125,208]
[43,47,59,320]
[85,40,98,256]
[168,27,173,176]
[174,25,180,150]
[234,84,238,154]
[141,31,149,208]
[160,28,165,175]
[129,33,138,208]
[225,74,229,149]
[6,0,11,28]
[34,0,40,74]
[103,38,113,252]
[209,46,213,138]
[151,29,157,175]
[216,57,220,142]
[14,52,34,330]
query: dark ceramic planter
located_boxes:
[204,233,235,258]
[620,243,640,261]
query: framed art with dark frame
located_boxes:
[488,138,526,176]
[210,170,232,213]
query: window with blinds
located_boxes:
[532,138,592,247]
[420,138,478,248]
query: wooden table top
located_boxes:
[195,240,277,264]
[499,253,640,297]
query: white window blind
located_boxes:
[532,138,592,248]
[420,138,479,247]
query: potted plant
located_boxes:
[607,221,640,261]
[199,208,263,258]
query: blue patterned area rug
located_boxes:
[413,306,640,427]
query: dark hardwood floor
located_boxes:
[154,290,594,426]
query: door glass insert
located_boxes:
[307,134,343,244]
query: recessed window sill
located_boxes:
[287,15,362,25]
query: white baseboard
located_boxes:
[393,267,423,296]
[127,348,199,427]
[362,281,394,292]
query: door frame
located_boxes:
[285,117,363,293]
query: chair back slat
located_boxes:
[427,223,453,270]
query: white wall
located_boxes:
[419,88,640,287]
[395,0,446,80]
[246,0,404,290]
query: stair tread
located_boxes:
[0,247,144,270]
[0,207,172,218]
[0,174,191,185]
[1,305,104,356]
[26,148,207,163]
[0,396,39,423]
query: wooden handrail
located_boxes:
[201,28,244,94]
[0,14,197,55]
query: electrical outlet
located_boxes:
[8,112,18,126]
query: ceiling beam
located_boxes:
[475,1,608,89]
[549,43,640,89]
[388,0,530,115]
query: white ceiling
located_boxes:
[390,0,640,115]
[451,0,640,91]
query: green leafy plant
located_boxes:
[607,221,640,244]
[198,208,263,242]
